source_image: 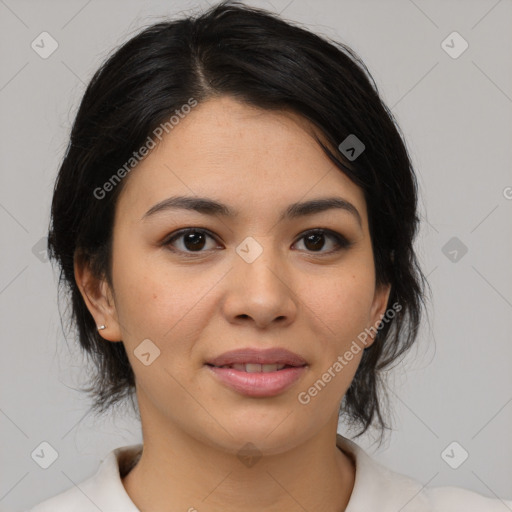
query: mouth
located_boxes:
[205,362,304,372]
[205,347,308,370]
[204,347,308,397]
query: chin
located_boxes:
[200,417,310,457]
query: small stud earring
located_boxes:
[97,325,106,331]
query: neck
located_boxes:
[122,406,356,511]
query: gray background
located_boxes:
[1,0,511,510]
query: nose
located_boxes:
[221,240,298,329]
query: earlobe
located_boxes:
[73,253,123,342]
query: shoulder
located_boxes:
[372,464,512,511]
[426,485,512,511]
[25,444,143,512]
[336,434,512,512]
[26,485,87,512]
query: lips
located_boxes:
[205,347,308,397]
[205,348,307,371]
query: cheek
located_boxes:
[296,272,375,407]
[114,267,192,339]
[306,269,376,346]
[111,244,217,355]
[111,240,168,337]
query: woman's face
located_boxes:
[90,96,390,454]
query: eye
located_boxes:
[162,227,352,257]
[163,228,220,255]
[293,229,352,255]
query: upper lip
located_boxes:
[206,348,307,367]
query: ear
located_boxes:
[74,253,122,342]
[366,282,392,348]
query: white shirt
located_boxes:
[27,434,512,511]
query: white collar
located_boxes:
[30,434,440,511]
[336,434,431,511]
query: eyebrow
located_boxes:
[142,195,362,228]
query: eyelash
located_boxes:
[161,228,352,257]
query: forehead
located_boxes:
[116,96,367,226]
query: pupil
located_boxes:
[305,233,324,251]
[185,232,205,251]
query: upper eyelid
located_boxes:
[163,227,218,244]
[163,227,349,248]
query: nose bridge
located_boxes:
[224,235,297,327]
[235,235,285,290]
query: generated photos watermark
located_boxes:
[93,97,198,200]
[297,301,402,405]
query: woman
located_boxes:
[28,1,511,510]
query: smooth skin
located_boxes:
[75,96,391,511]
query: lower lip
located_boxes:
[206,365,307,397]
